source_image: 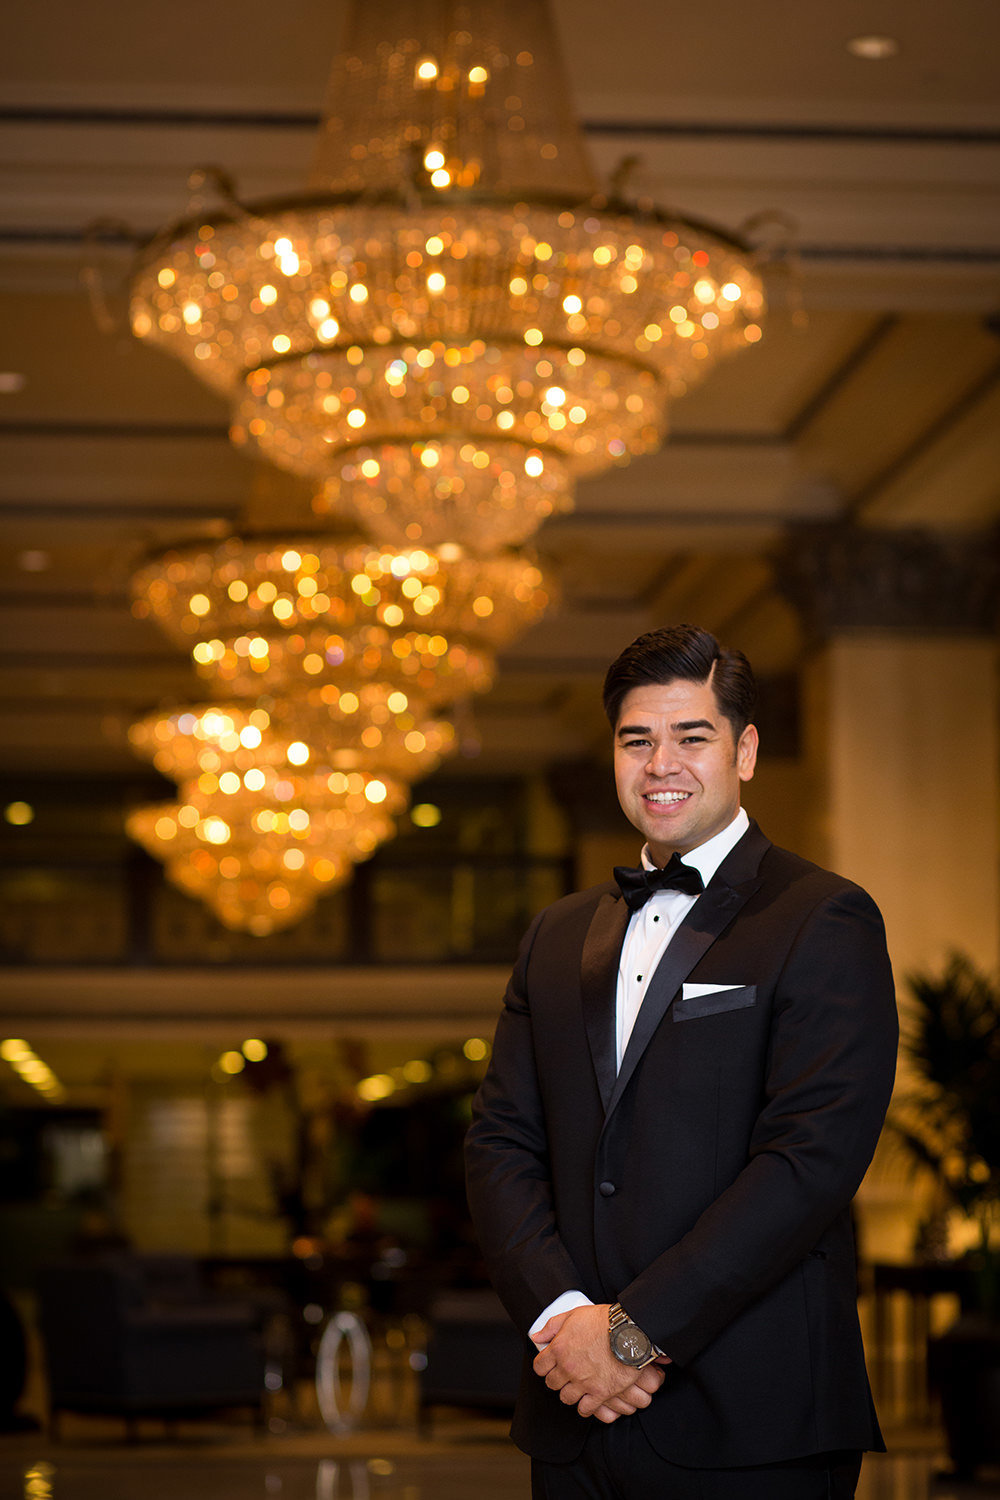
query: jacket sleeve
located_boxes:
[620,883,898,1365]
[464,910,589,1334]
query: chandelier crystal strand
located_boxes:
[307,0,599,201]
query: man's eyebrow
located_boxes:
[616,717,717,737]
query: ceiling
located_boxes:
[2,0,999,789]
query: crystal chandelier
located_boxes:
[131,533,551,701]
[127,534,550,932]
[126,0,765,933]
[129,0,765,554]
[127,695,456,788]
[125,697,448,935]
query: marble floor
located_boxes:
[2,1422,1000,1500]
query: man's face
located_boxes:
[613,677,758,864]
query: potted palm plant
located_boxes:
[891,954,1000,1478]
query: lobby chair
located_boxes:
[37,1253,267,1438]
[417,1288,524,1432]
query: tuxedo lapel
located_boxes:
[604,821,770,1120]
[580,890,629,1113]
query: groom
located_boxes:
[465,624,898,1499]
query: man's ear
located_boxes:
[737,723,758,782]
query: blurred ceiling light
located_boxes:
[357,1073,396,1102]
[846,35,900,60]
[4,801,34,826]
[0,1039,66,1100]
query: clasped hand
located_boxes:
[531,1303,669,1424]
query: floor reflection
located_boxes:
[11,1452,531,1500]
[6,1445,1000,1500]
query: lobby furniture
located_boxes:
[417,1288,523,1432]
[37,1253,267,1437]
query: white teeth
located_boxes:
[646,792,689,804]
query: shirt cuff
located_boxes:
[529,1290,594,1345]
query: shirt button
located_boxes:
[599,1181,616,1197]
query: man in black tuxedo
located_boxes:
[465,625,898,1498]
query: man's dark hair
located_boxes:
[602,624,757,737]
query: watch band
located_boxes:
[608,1302,632,1336]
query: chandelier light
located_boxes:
[131,533,552,704]
[125,533,549,932]
[127,695,455,787]
[128,0,765,555]
[126,767,403,935]
[314,437,572,553]
[125,0,766,932]
[128,697,450,936]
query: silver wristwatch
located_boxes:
[608,1302,659,1368]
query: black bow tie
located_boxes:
[613,853,705,911]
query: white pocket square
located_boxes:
[682,982,745,998]
[674,982,757,1021]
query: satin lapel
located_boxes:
[604,822,771,1120]
[580,891,630,1113]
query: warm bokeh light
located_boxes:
[357,1073,395,1102]
[1,1039,66,1100]
[847,33,899,59]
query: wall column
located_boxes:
[775,523,1000,1259]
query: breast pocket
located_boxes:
[673,983,757,1021]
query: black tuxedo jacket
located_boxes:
[465,821,898,1468]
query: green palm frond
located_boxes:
[890,954,1000,1219]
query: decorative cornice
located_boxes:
[772,523,1000,639]
[0,965,511,1037]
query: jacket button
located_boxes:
[599,1181,616,1197]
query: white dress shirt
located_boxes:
[529,808,750,1342]
[616,808,749,1070]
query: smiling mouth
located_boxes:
[644,791,691,805]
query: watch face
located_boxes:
[611,1322,653,1365]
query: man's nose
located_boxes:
[645,742,680,775]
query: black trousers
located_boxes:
[530,1419,864,1500]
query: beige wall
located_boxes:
[807,635,999,975]
[804,634,1000,1261]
